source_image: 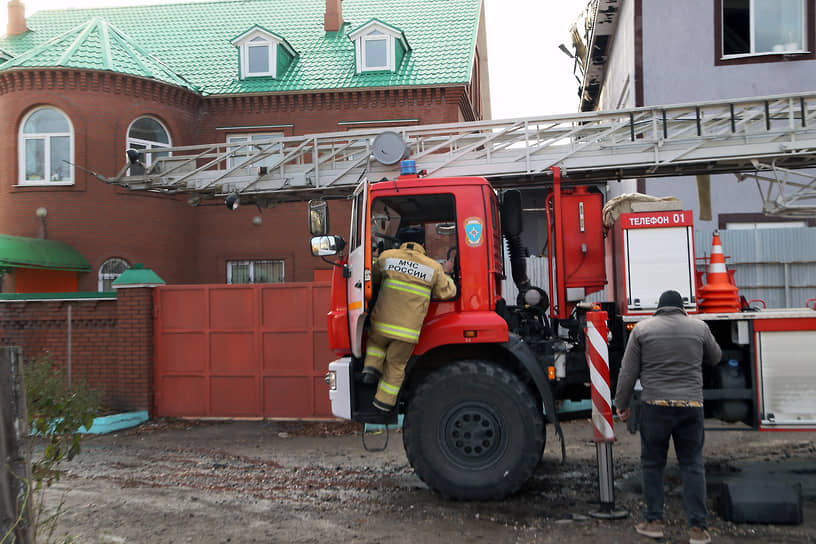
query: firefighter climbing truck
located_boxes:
[309,162,816,501]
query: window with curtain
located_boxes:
[19,107,74,185]
[723,0,806,56]
[226,133,283,170]
[127,117,171,175]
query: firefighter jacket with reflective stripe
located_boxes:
[370,242,457,344]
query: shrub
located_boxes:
[25,353,103,487]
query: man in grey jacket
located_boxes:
[615,290,722,544]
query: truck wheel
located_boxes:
[403,360,545,500]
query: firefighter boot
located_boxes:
[361,367,381,384]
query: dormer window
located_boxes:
[348,19,410,73]
[247,36,275,76]
[364,30,388,70]
[231,26,297,79]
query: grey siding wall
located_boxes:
[641,0,816,104]
[697,227,816,309]
[583,0,816,306]
[637,0,816,226]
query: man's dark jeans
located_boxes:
[639,403,707,528]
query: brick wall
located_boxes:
[0,287,155,413]
[0,70,470,290]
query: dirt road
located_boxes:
[42,418,815,543]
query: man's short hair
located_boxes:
[657,290,685,309]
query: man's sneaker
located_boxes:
[635,520,664,538]
[689,527,712,544]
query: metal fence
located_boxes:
[699,227,816,309]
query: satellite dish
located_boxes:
[372,131,410,166]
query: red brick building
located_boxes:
[0,0,491,292]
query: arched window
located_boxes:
[127,117,171,175]
[98,257,130,292]
[19,106,74,185]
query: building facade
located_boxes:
[576,0,816,230]
[571,0,816,307]
[0,0,491,292]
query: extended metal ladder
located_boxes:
[105,92,816,214]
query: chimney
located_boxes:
[7,0,28,36]
[324,0,342,33]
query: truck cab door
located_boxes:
[347,179,370,358]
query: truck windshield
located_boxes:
[370,194,457,264]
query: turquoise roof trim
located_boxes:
[0,18,196,91]
[0,292,116,301]
[0,0,482,96]
[0,234,91,272]
[112,263,165,287]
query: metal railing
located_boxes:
[104,92,816,206]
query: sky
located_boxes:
[0,0,588,120]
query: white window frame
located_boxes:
[244,38,276,77]
[722,0,807,58]
[226,259,285,284]
[18,106,75,186]
[98,257,130,292]
[350,22,406,74]
[362,30,391,71]
[238,33,277,78]
[231,27,297,80]
[126,116,171,175]
[226,132,284,170]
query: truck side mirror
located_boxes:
[501,190,522,236]
[308,200,329,236]
[310,235,345,257]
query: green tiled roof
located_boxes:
[0,0,482,96]
[0,18,196,90]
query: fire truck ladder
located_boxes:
[105,92,816,214]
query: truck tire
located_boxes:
[403,360,545,500]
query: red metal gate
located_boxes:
[153,282,334,418]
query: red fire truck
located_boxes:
[309,161,816,501]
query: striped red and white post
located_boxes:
[585,308,627,519]
[585,309,614,443]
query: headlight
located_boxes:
[325,370,337,390]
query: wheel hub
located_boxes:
[441,403,504,468]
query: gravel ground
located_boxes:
[39,418,816,544]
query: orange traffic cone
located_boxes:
[698,230,740,313]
